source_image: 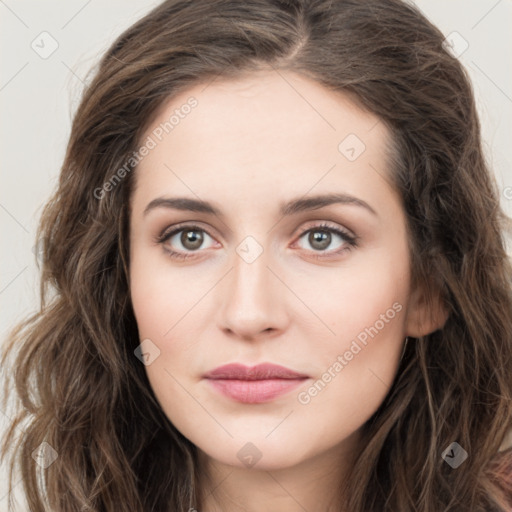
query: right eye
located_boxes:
[156,224,219,260]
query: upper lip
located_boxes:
[203,363,309,380]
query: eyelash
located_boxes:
[154,222,359,261]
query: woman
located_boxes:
[2,0,512,510]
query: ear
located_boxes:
[405,282,450,338]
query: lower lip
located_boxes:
[206,378,307,404]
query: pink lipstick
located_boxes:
[203,363,309,404]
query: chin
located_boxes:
[195,435,314,471]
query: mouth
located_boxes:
[202,363,310,404]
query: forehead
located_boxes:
[131,69,396,213]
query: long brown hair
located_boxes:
[2,0,512,510]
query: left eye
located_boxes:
[295,224,357,254]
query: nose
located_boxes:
[217,245,289,341]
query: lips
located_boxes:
[203,363,309,403]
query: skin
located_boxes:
[128,69,447,512]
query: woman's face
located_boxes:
[128,69,436,471]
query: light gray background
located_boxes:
[1,1,511,508]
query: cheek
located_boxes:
[296,244,410,407]
[129,256,203,422]
[296,242,409,347]
[129,245,200,337]
[129,249,216,390]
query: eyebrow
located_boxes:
[143,193,378,218]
